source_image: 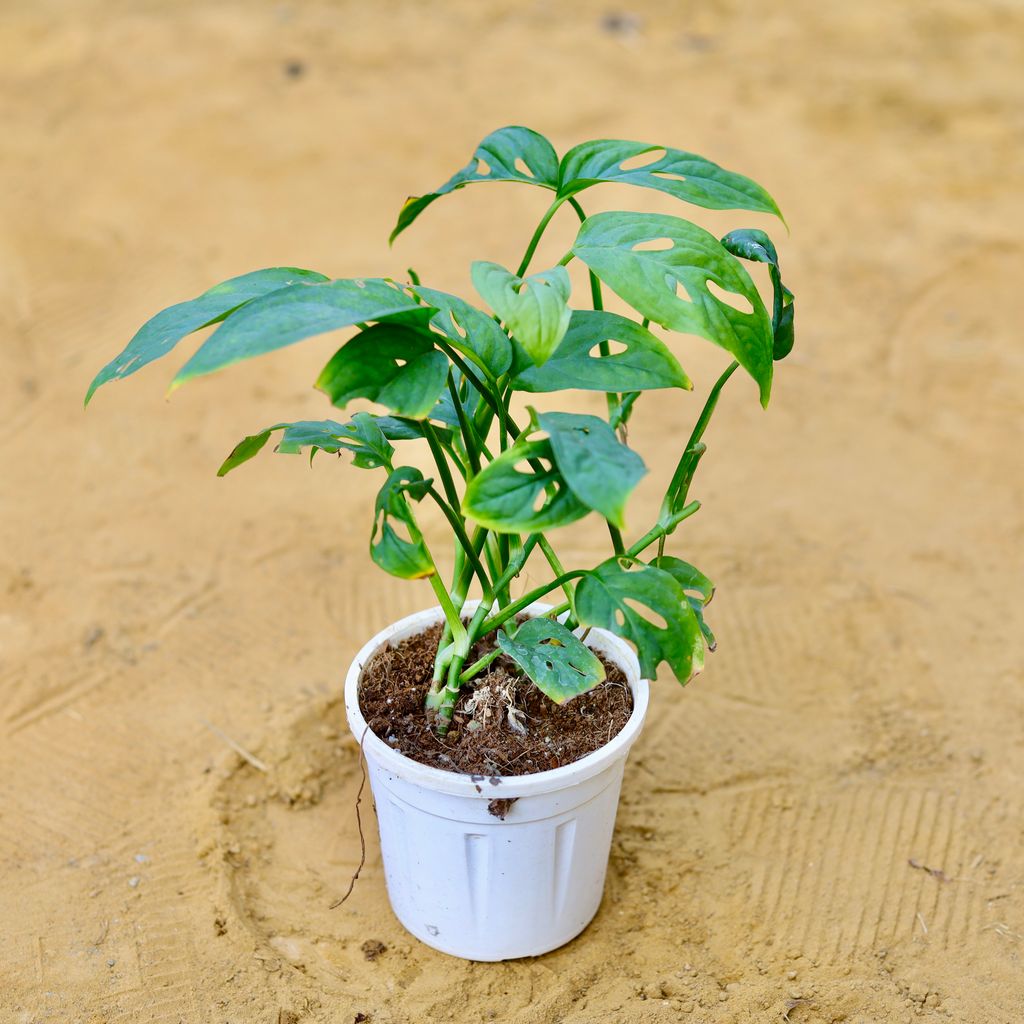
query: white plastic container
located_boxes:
[344,601,650,961]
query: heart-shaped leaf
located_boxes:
[537,411,646,530]
[511,309,690,393]
[315,323,448,419]
[496,617,605,704]
[371,467,434,580]
[85,267,329,405]
[391,126,559,242]
[574,559,705,683]
[170,279,433,390]
[558,139,783,220]
[471,262,571,367]
[721,228,795,361]
[652,555,717,650]
[573,212,774,406]
[412,286,513,377]
[462,438,587,534]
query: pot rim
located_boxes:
[344,600,650,798]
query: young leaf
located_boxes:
[413,286,513,377]
[652,555,717,650]
[169,279,433,390]
[371,467,435,580]
[574,559,705,683]
[721,228,795,361]
[573,212,774,406]
[496,618,606,704]
[471,262,571,367]
[462,438,587,534]
[391,126,559,242]
[537,411,646,530]
[558,139,783,221]
[85,267,329,405]
[217,428,274,476]
[315,324,448,419]
[511,310,690,393]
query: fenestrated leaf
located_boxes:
[512,310,690,393]
[371,467,434,580]
[721,228,795,361]
[574,559,705,683]
[314,323,448,418]
[471,262,570,367]
[217,412,399,477]
[557,139,783,221]
[537,411,646,530]
[390,126,559,243]
[413,286,513,377]
[652,555,717,650]
[573,212,774,406]
[462,438,587,534]
[170,279,433,390]
[496,617,605,704]
[85,267,329,405]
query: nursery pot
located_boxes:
[343,601,650,961]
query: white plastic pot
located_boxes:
[344,601,650,961]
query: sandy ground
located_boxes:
[1,0,1023,1021]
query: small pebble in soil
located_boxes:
[128,876,140,888]
[361,939,387,962]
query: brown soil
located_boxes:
[2,2,1023,1023]
[358,622,633,776]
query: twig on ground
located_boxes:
[330,726,369,910]
[200,718,270,773]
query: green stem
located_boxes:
[422,420,461,511]
[480,571,588,634]
[516,196,567,278]
[426,487,492,598]
[447,371,482,475]
[627,500,701,559]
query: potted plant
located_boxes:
[86,126,793,961]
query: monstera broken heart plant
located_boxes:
[86,126,793,960]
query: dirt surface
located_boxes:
[2,1,1022,1021]
[358,622,632,776]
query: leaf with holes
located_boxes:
[721,228,795,360]
[413,286,512,377]
[314,323,448,418]
[371,467,434,579]
[169,279,433,390]
[537,411,646,529]
[574,559,705,683]
[573,212,774,406]
[471,262,570,367]
[558,139,783,220]
[652,555,717,650]
[511,310,690,393]
[391,126,559,242]
[462,438,587,533]
[496,617,605,704]
[85,267,329,405]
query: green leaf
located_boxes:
[314,323,448,418]
[413,286,513,377]
[512,309,690,393]
[574,559,705,683]
[169,278,433,390]
[217,428,274,476]
[721,228,795,361]
[652,555,717,650]
[390,126,559,242]
[462,438,587,534]
[85,267,329,405]
[471,262,571,367]
[371,467,434,580]
[496,618,605,704]
[537,411,646,530]
[573,212,774,406]
[558,139,783,221]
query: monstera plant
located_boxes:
[86,126,793,735]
